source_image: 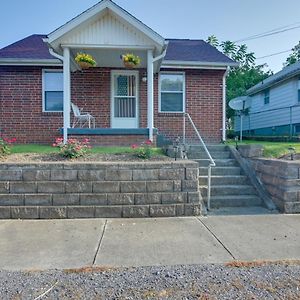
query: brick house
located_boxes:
[0,0,237,146]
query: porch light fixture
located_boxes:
[142,76,147,83]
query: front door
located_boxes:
[111,70,139,128]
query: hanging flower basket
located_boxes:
[75,53,97,69]
[77,61,93,69]
[121,53,141,68]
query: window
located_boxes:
[43,70,63,112]
[264,89,270,105]
[298,79,300,102]
[159,72,185,112]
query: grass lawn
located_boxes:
[226,139,300,158]
[10,144,164,156]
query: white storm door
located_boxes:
[111,71,139,128]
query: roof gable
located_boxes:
[46,0,165,51]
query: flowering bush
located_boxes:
[122,53,141,66]
[75,53,97,67]
[0,137,16,156]
[131,139,152,159]
[53,138,91,158]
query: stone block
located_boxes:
[66,182,92,193]
[0,170,22,181]
[150,205,176,217]
[51,170,77,181]
[67,206,95,218]
[123,206,149,218]
[11,207,39,219]
[95,206,122,218]
[282,190,297,202]
[53,194,80,206]
[284,202,300,213]
[0,207,10,219]
[182,180,199,192]
[78,170,105,181]
[0,182,9,193]
[135,193,161,205]
[238,145,263,158]
[10,182,37,194]
[161,193,187,204]
[93,182,119,193]
[80,194,107,205]
[188,192,201,203]
[40,207,67,219]
[176,204,185,216]
[0,194,24,206]
[132,169,159,181]
[107,194,134,205]
[23,170,50,181]
[185,168,199,180]
[120,181,146,193]
[38,182,65,194]
[184,204,202,216]
[173,180,181,192]
[147,181,173,192]
[105,169,132,181]
[159,168,185,180]
[25,194,52,206]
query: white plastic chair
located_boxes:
[71,102,95,128]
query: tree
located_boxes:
[284,41,300,67]
[206,36,272,126]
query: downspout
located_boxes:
[49,48,64,62]
[222,66,230,142]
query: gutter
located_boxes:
[222,66,230,142]
[161,60,239,69]
[0,58,62,66]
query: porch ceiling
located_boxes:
[70,48,148,69]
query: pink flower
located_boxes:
[131,144,138,149]
[145,139,152,145]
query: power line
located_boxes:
[234,21,300,43]
[256,49,292,60]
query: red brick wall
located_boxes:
[0,66,224,145]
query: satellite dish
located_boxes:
[229,96,251,111]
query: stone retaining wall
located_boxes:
[249,158,300,213]
[0,161,202,219]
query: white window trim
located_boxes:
[42,69,63,113]
[263,89,270,106]
[159,71,186,113]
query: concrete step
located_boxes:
[199,175,249,185]
[195,159,238,167]
[199,167,241,176]
[188,144,228,152]
[188,151,231,159]
[200,185,257,197]
[207,195,263,208]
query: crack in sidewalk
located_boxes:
[92,219,107,265]
[197,217,236,260]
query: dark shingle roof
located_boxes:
[0,35,236,66]
[0,34,54,60]
[165,39,236,64]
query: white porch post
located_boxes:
[147,49,154,141]
[63,47,71,144]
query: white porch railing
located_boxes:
[183,113,216,210]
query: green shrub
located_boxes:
[53,138,91,158]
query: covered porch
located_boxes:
[44,0,167,144]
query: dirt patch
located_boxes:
[279,153,300,161]
[0,153,173,163]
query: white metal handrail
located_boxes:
[183,113,216,210]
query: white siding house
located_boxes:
[235,61,300,136]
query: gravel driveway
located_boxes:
[1,262,299,299]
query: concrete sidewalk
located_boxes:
[0,214,299,271]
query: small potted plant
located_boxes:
[75,53,97,69]
[121,53,141,68]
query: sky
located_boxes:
[1,0,300,73]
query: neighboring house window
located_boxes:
[159,72,185,112]
[264,89,270,105]
[43,70,63,112]
[298,79,300,102]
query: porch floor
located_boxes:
[61,128,152,135]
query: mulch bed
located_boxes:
[0,153,173,163]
